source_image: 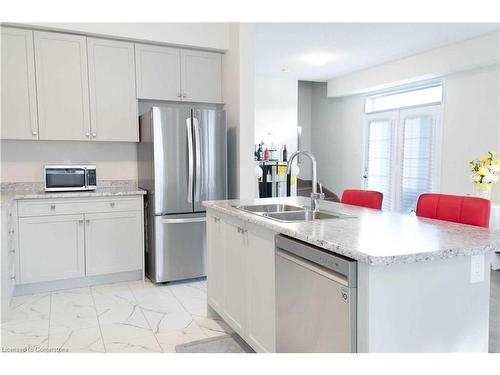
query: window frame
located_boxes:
[362,103,443,212]
[364,81,444,114]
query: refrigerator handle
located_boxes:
[186,118,194,203]
[193,116,202,202]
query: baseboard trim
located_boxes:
[13,270,143,296]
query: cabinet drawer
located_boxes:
[18,197,142,217]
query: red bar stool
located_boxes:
[340,189,383,210]
[415,193,491,228]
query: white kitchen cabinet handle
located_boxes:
[161,217,206,224]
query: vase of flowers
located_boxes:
[469,151,500,200]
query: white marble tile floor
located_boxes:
[1,278,233,353]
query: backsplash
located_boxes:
[0,140,138,183]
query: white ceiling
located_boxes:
[255,23,500,81]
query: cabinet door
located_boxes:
[34,31,91,141]
[207,214,224,312]
[84,211,143,276]
[1,27,38,140]
[223,221,246,334]
[18,214,85,284]
[87,38,138,142]
[135,44,181,101]
[180,49,222,103]
[246,228,276,353]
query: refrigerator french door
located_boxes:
[138,106,227,283]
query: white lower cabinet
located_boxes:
[84,211,143,276]
[207,215,224,312]
[18,214,85,283]
[207,212,276,353]
[16,196,144,286]
[245,228,276,352]
[222,220,247,334]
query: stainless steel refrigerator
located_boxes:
[138,106,227,283]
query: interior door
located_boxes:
[193,108,227,212]
[153,107,194,214]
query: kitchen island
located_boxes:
[203,196,500,353]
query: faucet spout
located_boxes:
[286,150,324,211]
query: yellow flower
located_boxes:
[480,156,489,164]
[477,166,488,176]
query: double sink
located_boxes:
[234,203,355,223]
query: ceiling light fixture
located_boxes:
[298,52,338,66]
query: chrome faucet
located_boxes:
[286,151,325,212]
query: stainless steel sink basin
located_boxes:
[263,210,347,222]
[233,203,356,222]
[235,204,305,213]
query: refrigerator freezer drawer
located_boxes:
[147,213,206,283]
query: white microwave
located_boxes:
[44,165,97,192]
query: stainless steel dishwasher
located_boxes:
[275,235,357,353]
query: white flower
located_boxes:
[490,164,500,172]
[482,173,499,183]
[471,174,481,182]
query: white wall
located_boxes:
[310,83,365,194]
[223,23,256,199]
[297,81,313,179]
[255,76,298,157]
[15,22,230,51]
[310,65,500,202]
[1,141,138,182]
[440,66,500,200]
[328,32,500,98]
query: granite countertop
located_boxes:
[203,196,500,266]
[1,181,146,206]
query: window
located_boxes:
[363,84,442,212]
[365,84,443,113]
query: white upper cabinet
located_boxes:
[87,38,138,142]
[1,27,39,140]
[180,49,222,103]
[34,31,91,141]
[135,44,181,101]
[135,44,223,103]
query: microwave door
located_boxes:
[45,168,85,191]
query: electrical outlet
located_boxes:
[470,254,485,283]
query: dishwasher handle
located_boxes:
[276,249,349,287]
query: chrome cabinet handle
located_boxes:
[85,219,90,224]
[8,229,15,234]
[214,217,220,223]
[186,118,194,203]
[193,116,201,202]
[176,93,182,98]
[10,275,16,281]
[110,202,115,208]
[85,132,90,137]
[78,219,84,224]
[32,131,38,136]
[182,93,187,98]
[50,204,56,211]
[92,133,97,138]
[237,227,247,234]
[9,249,15,254]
